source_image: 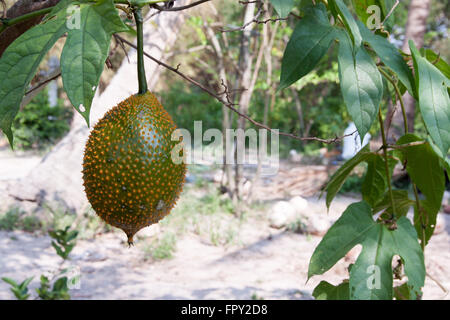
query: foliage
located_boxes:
[12,89,72,150]
[49,226,78,260]
[1,277,34,300]
[0,207,42,232]
[36,275,70,300]
[144,231,177,260]
[2,226,78,300]
[277,0,449,300]
[0,0,448,301]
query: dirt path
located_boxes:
[1,197,449,300]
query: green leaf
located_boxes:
[357,21,416,98]
[362,154,387,207]
[313,281,349,300]
[52,277,68,292]
[394,283,415,300]
[20,277,34,290]
[270,0,294,18]
[410,41,450,156]
[396,134,445,212]
[325,145,372,209]
[337,30,383,140]
[309,201,425,300]
[51,241,65,258]
[0,18,67,146]
[373,190,415,218]
[397,134,444,245]
[331,0,362,46]
[427,136,450,173]
[420,49,450,82]
[279,3,336,90]
[61,0,129,126]
[1,277,18,287]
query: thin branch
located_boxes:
[378,108,397,220]
[382,0,399,25]
[150,0,211,12]
[379,67,408,134]
[114,34,355,144]
[25,71,61,96]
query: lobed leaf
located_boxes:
[312,281,349,300]
[309,201,425,300]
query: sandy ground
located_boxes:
[0,196,449,300]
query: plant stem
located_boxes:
[378,67,408,134]
[0,7,52,28]
[413,184,426,251]
[133,6,147,95]
[378,108,396,219]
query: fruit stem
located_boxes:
[133,7,148,95]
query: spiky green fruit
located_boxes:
[82,91,186,245]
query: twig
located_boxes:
[378,108,397,220]
[114,34,355,144]
[25,71,61,96]
[382,0,399,25]
[150,0,211,12]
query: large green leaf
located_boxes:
[309,201,425,300]
[361,154,387,207]
[279,3,336,90]
[396,134,445,245]
[61,0,128,125]
[325,145,372,209]
[337,30,383,139]
[312,281,349,300]
[0,18,67,146]
[410,41,450,156]
[357,21,415,98]
[270,0,294,18]
[396,134,445,212]
[331,0,362,46]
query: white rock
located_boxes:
[269,201,296,228]
[307,215,332,236]
[289,196,308,214]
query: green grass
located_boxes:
[143,232,177,260]
[0,207,42,232]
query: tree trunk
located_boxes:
[233,2,256,206]
[389,0,431,140]
[2,3,190,214]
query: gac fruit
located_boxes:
[82,91,186,245]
